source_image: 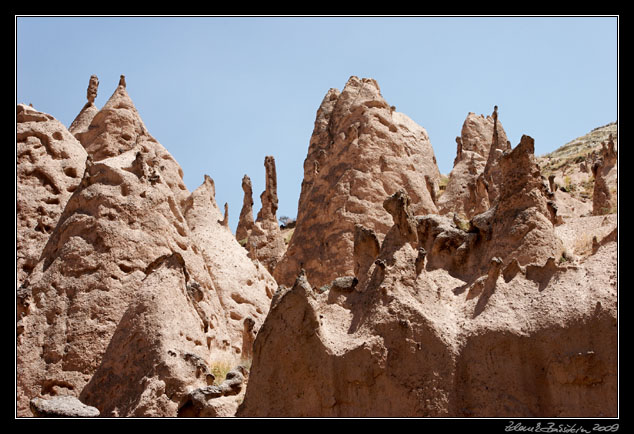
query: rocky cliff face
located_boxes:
[16,78,274,417]
[273,76,441,288]
[437,109,509,219]
[239,189,616,418]
[237,81,617,418]
[17,75,617,419]
[17,104,88,288]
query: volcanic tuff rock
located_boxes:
[242,156,286,274]
[235,175,255,242]
[437,109,510,219]
[183,174,276,360]
[16,78,273,417]
[538,122,617,220]
[69,75,100,138]
[30,395,100,417]
[238,92,616,417]
[592,135,617,216]
[273,76,441,288]
[17,74,617,419]
[16,104,88,288]
[239,188,616,418]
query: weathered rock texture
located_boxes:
[69,75,100,137]
[273,76,441,288]
[243,156,286,274]
[239,187,617,417]
[437,109,509,219]
[30,395,100,417]
[235,175,255,242]
[16,78,273,417]
[16,104,88,288]
[538,122,617,220]
[183,175,276,361]
[177,365,249,417]
[592,135,617,215]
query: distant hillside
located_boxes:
[539,122,617,177]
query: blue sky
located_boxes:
[16,16,618,232]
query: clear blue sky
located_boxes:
[16,16,618,232]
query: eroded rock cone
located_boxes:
[183,175,276,360]
[273,76,441,288]
[438,108,510,219]
[16,78,269,417]
[69,75,100,137]
[239,186,617,417]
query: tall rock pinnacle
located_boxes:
[69,75,100,137]
[437,107,510,219]
[244,156,286,274]
[256,156,279,223]
[273,76,441,288]
[236,175,255,241]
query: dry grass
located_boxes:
[209,360,233,385]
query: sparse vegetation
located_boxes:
[283,227,295,245]
[437,174,450,198]
[209,360,233,386]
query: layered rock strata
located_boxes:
[273,76,441,288]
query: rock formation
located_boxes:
[239,186,616,417]
[183,175,276,360]
[235,175,255,242]
[238,103,615,417]
[437,108,509,219]
[16,77,274,417]
[69,75,100,138]
[17,74,617,419]
[30,395,100,417]
[243,156,286,274]
[273,76,441,288]
[16,104,88,288]
[592,135,617,215]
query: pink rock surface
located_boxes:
[273,76,441,288]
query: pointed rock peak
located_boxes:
[69,75,100,135]
[236,175,255,241]
[343,75,381,94]
[102,78,136,112]
[77,78,153,161]
[192,174,216,202]
[339,75,385,104]
[512,134,535,156]
[459,110,508,159]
